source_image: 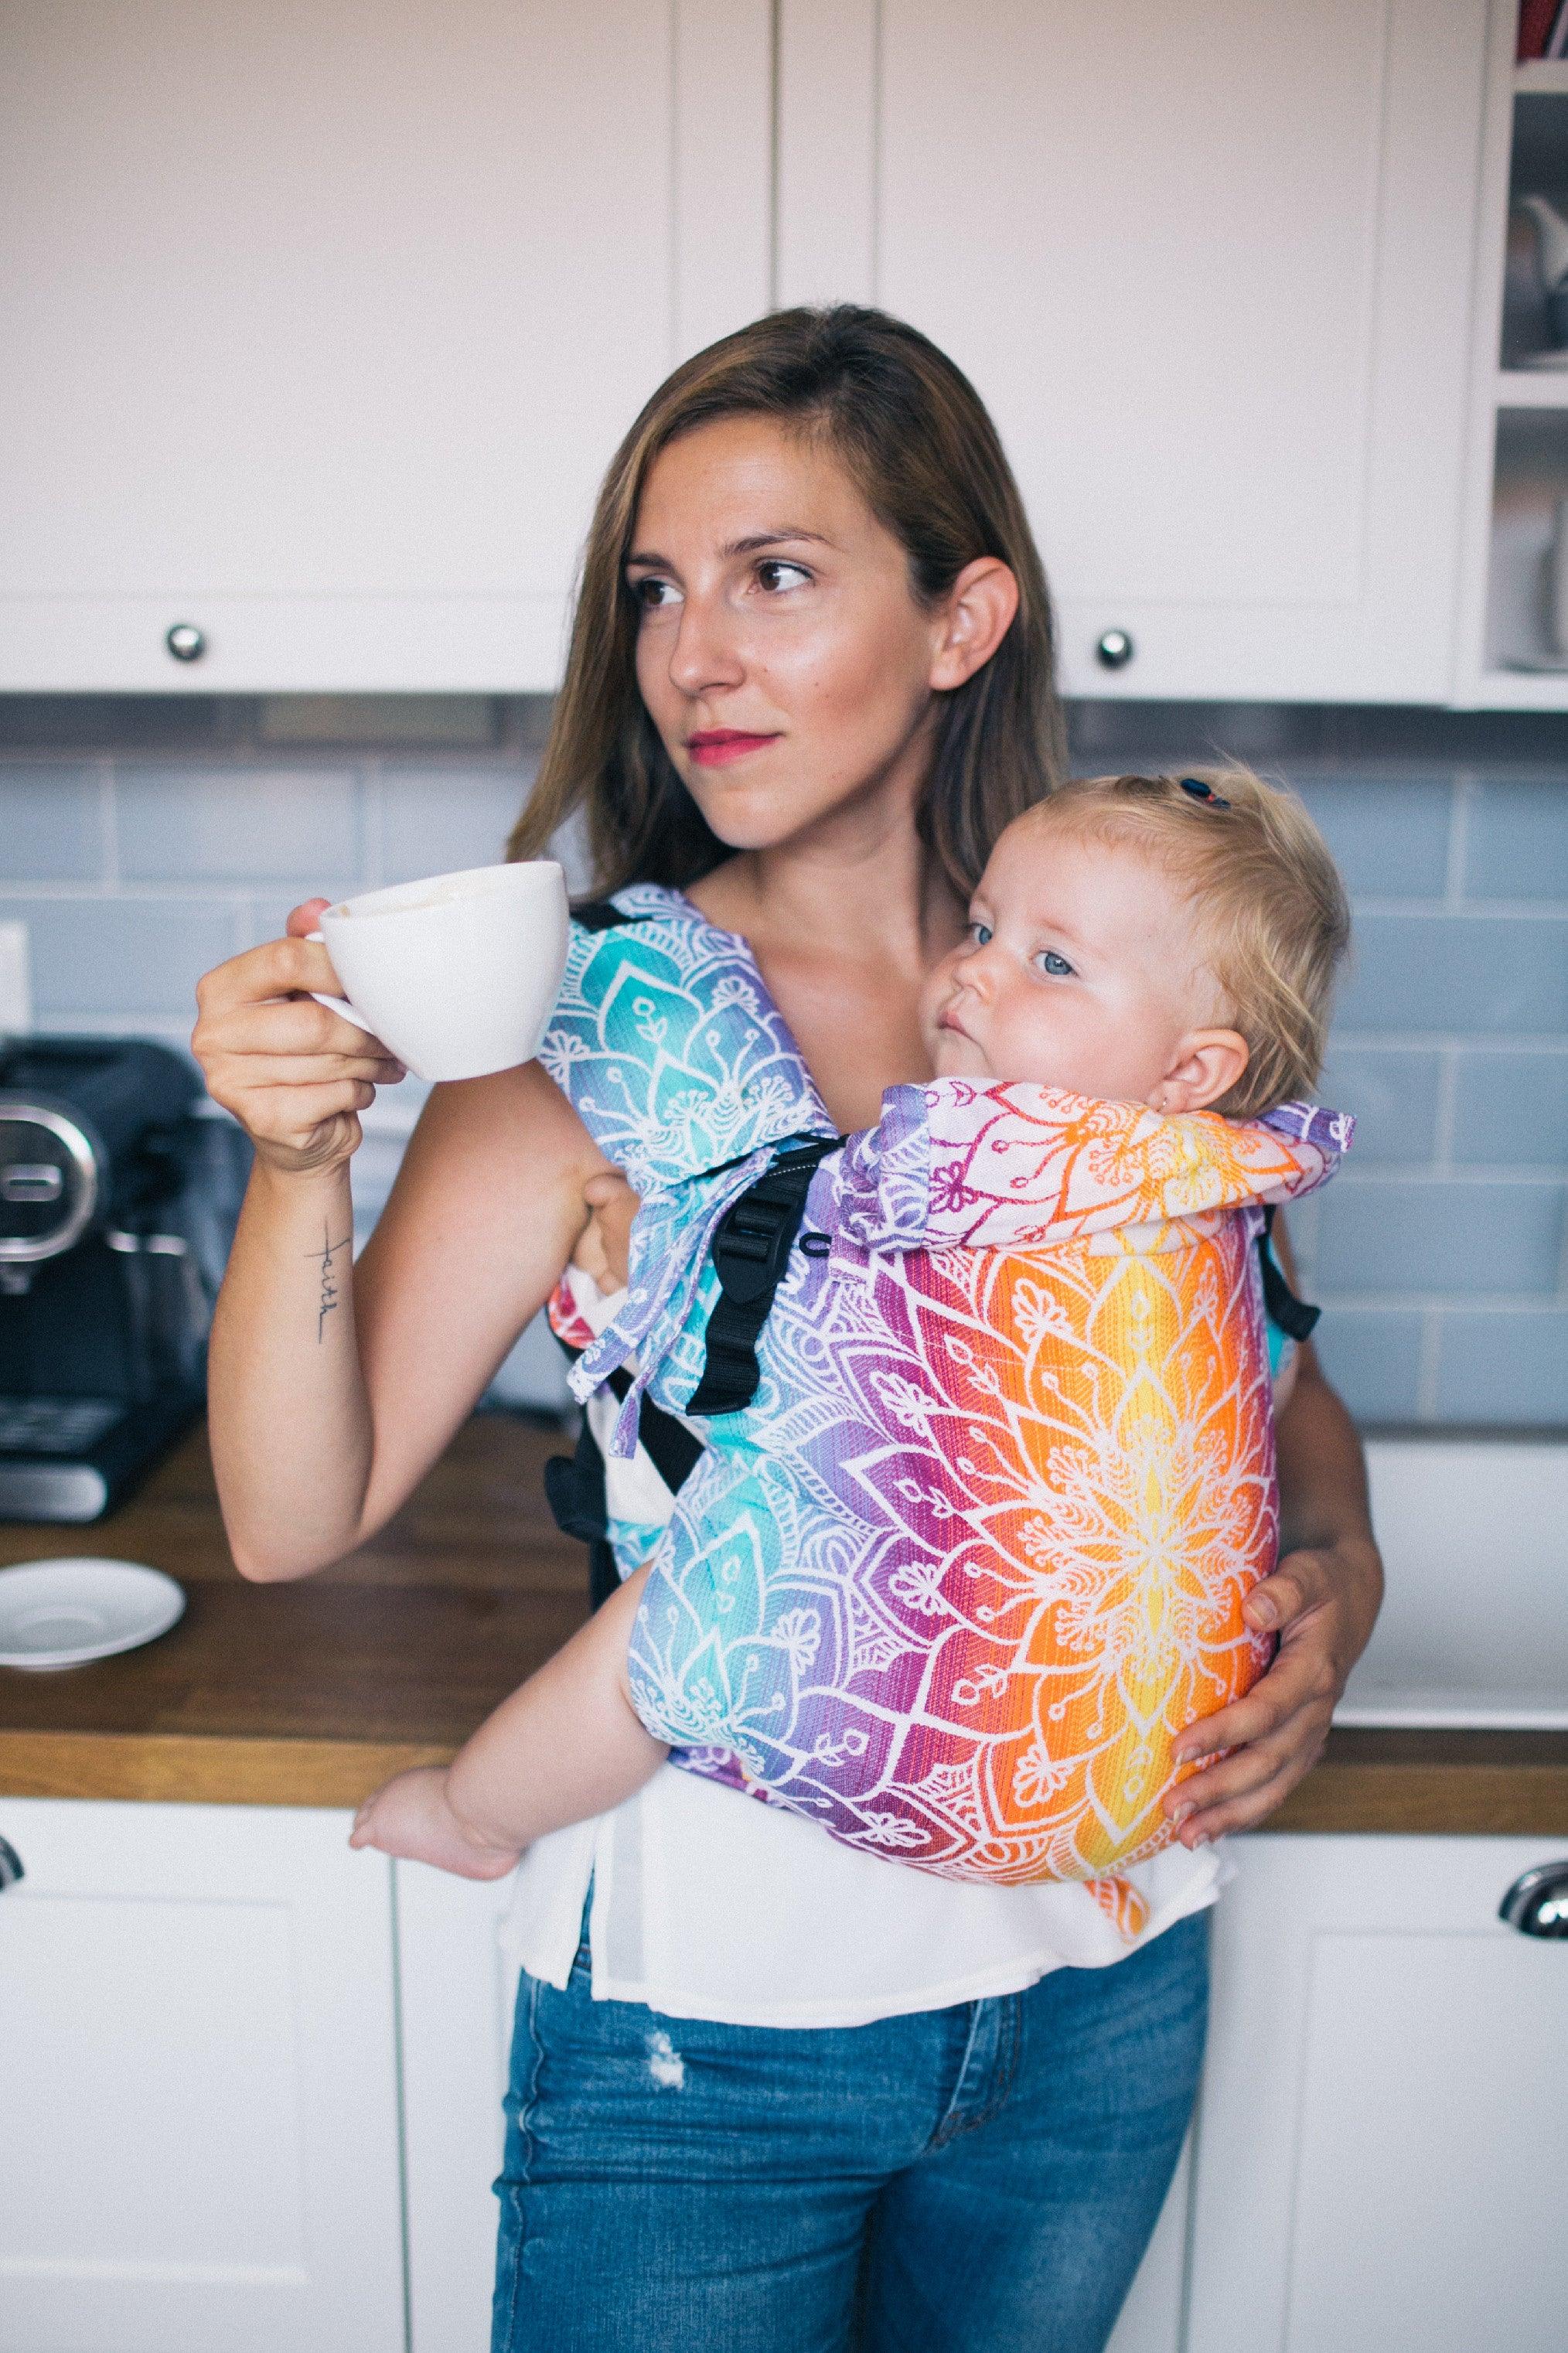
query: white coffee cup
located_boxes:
[307,861,568,1083]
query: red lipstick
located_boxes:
[687,728,779,768]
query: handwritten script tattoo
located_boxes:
[306,1225,353,1343]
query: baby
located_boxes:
[351,769,1352,1884]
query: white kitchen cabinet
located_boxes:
[776,0,1490,702]
[395,1857,523,2353]
[0,0,771,692]
[0,1799,404,2353]
[1188,1834,1568,2353]
[0,0,1497,704]
[9,1802,1559,2353]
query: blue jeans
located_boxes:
[492,1908,1209,2353]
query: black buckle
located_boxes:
[711,1189,800,1304]
[686,1135,839,1417]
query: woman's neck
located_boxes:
[686,793,967,1134]
[700,834,960,973]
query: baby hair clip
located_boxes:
[1179,776,1231,810]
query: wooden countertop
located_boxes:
[2,1419,1565,1832]
[0,1418,588,1806]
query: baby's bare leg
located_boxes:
[350,1564,667,1877]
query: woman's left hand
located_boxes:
[1161,1525,1383,1847]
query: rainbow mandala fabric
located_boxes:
[541,887,1351,1890]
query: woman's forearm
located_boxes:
[206,1158,376,1580]
[1274,1347,1373,1556]
[1263,1345,1383,1648]
[1264,1212,1383,1631]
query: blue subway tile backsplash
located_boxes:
[0,764,104,881]
[1287,773,1455,899]
[1310,1309,1427,1424]
[1433,1312,1568,1426]
[1464,778,1568,902]
[1452,1050,1568,1167]
[1336,911,1568,1036]
[116,764,365,888]
[1314,1178,1566,1298]
[1315,1048,1443,1165]
[1,693,1565,1429]
[379,766,523,886]
[0,892,246,1019]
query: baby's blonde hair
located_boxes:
[1030,768,1351,1119]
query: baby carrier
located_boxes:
[541,888,1347,1890]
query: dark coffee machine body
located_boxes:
[0,1038,249,1520]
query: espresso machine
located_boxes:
[0,1038,250,1520]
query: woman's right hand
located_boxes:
[192,896,405,1178]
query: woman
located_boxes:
[194,307,1382,2353]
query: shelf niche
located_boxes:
[1477,70,1568,690]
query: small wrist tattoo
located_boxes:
[306,1223,353,1343]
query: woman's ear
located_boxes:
[1158,1031,1250,1114]
[929,558,1019,691]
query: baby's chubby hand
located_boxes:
[574,1168,641,1293]
[350,1765,520,1881]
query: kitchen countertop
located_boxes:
[2,1419,1565,1832]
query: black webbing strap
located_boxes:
[1258,1204,1321,1344]
[542,1426,619,1611]
[683,1135,840,1418]
[544,1357,704,1611]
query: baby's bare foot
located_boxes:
[349,1765,520,1881]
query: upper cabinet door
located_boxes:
[0,0,771,691]
[776,0,1490,702]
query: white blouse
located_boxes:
[502,1271,1227,2029]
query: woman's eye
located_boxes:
[755,559,811,593]
[968,921,993,946]
[1036,949,1074,978]
[631,576,681,610]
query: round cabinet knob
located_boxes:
[165,622,206,663]
[1499,1861,1568,1938]
[1096,628,1135,670]
[0,1834,23,1892]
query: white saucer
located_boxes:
[0,1558,186,1669]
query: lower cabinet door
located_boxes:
[395,1860,523,2353]
[1188,1834,1568,2353]
[0,1799,405,2353]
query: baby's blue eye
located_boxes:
[1037,950,1074,977]
[969,921,993,946]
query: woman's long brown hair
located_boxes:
[508,305,1067,899]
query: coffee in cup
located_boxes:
[308,861,568,1083]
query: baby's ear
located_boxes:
[1161,1031,1249,1113]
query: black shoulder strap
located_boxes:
[1258,1204,1321,1344]
[544,1352,704,1611]
[684,1135,840,1418]
[571,897,642,931]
